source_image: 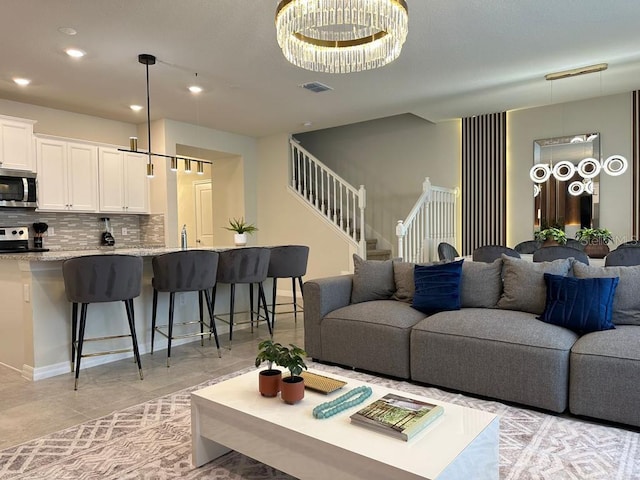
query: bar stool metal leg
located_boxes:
[229,283,235,348]
[258,282,273,338]
[124,298,144,379]
[271,277,278,328]
[71,302,78,372]
[166,292,175,367]
[151,289,158,354]
[204,288,221,357]
[74,303,88,390]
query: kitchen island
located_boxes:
[0,246,259,381]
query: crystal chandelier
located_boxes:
[275,0,409,74]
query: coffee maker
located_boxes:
[100,217,115,246]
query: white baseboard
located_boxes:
[22,325,236,381]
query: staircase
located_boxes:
[289,138,367,257]
[366,238,392,260]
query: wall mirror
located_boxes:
[532,133,600,238]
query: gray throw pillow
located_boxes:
[572,263,640,325]
[350,254,395,304]
[392,260,416,303]
[497,254,572,314]
[461,258,503,308]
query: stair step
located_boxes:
[367,249,392,261]
[365,239,377,249]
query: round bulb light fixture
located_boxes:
[530,154,628,195]
[275,0,409,73]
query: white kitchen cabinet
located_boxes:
[35,137,98,212]
[98,147,149,214]
[0,115,36,171]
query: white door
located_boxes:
[195,181,214,247]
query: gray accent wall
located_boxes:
[294,114,461,255]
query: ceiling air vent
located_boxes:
[300,81,333,93]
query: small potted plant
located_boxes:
[255,339,284,397]
[277,343,307,405]
[535,227,567,246]
[224,217,258,246]
[576,228,613,258]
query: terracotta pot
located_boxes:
[280,376,305,404]
[258,369,281,397]
[584,243,610,259]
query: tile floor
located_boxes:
[0,311,305,450]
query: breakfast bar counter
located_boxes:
[0,246,252,381]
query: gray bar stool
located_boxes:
[267,245,309,325]
[151,250,221,366]
[213,247,272,347]
[62,254,144,390]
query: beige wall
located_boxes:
[160,119,258,247]
[508,93,632,248]
[293,114,462,255]
[0,98,136,144]
[256,134,355,279]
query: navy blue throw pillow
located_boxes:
[539,273,618,334]
[412,259,463,314]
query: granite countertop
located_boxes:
[0,246,239,262]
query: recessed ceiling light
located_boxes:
[303,121,313,127]
[13,78,31,86]
[65,48,86,58]
[58,27,77,36]
[130,105,143,111]
[188,85,203,94]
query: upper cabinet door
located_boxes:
[36,138,68,210]
[98,147,126,213]
[0,117,35,171]
[36,137,98,212]
[67,142,98,212]
[123,152,149,213]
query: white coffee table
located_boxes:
[191,369,499,480]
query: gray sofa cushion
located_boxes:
[569,326,640,427]
[497,255,572,314]
[411,308,579,412]
[392,258,502,307]
[461,258,503,308]
[322,300,427,378]
[572,263,640,325]
[350,254,395,304]
[392,260,415,303]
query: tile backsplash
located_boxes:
[0,211,165,250]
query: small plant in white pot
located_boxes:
[224,217,258,246]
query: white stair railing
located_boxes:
[289,138,367,257]
[395,178,458,263]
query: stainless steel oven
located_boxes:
[0,168,37,208]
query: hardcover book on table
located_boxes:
[350,393,444,441]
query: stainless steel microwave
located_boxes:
[0,168,37,208]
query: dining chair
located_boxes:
[213,247,272,348]
[62,254,144,390]
[266,245,309,326]
[514,240,542,254]
[532,246,589,265]
[472,245,520,263]
[437,242,459,261]
[151,250,221,366]
[604,247,640,266]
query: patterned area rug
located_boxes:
[1,363,639,480]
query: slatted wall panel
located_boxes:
[633,91,640,241]
[461,113,507,255]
